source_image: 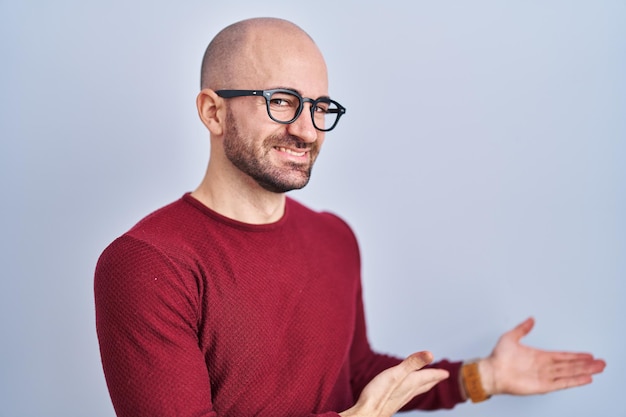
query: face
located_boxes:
[223,106,321,193]
[220,26,329,193]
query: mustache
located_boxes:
[267,134,315,150]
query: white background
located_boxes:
[1,1,623,416]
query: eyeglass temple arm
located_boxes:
[215,90,265,98]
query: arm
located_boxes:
[95,236,216,417]
[343,318,606,415]
[468,318,606,400]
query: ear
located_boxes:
[196,89,225,136]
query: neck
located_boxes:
[192,162,287,225]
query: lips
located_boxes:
[275,146,307,157]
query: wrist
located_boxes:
[461,359,493,403]
[477,358,496,396]
[478,358,497,396]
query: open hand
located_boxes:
[478,317,606,396]
[340,351,449,417]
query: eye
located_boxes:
[269,98,290,107]
[313,98,334,115]
[313,104,329,114]
[268,92,298,110]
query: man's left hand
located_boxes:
[477,317,606,396]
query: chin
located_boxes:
[257,174,311,193]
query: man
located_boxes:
[94,17,605,417]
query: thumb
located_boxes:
[400,351,434,374]
[507,317,535,342]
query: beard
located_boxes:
[222,109,320,193]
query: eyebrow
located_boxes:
[272,86,331,100]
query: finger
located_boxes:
[399,351,434,374]
[549,374,594,391]
[404,368,450,388]
[401,368,450,399]
[374,351,434,395]
[389,368,449,406]
[549,351,597,361]
[548,358,607,380]
[506,317,535,342]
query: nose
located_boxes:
[286,103,319,144]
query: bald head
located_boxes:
[200,18,326,90]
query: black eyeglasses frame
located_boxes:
[215,88,346,132]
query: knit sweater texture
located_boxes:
[95,194,464,416]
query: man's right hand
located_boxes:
[339,351,449,417]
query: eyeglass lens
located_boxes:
[267,91,341,131]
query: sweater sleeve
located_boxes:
[95,235,350,417]
[95,235,217,417]
[348,280,466,411]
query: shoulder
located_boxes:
[127,195,201,241]
[286,197,360,254]
[95,195,205,284]
[94,196,205,314]
[106,194,214,255]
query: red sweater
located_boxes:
[95,194,464,416]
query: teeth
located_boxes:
[277,147,306,157]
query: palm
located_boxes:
[484,318,605,396]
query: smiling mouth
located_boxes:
[275,146,308,157]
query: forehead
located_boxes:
[237,28,329,96]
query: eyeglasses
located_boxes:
[215,89,346,132]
